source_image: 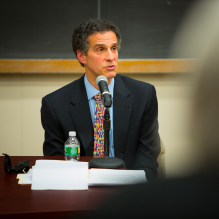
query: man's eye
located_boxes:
[98,48,103,52]
[112,47,117,51]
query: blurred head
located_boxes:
[192,43,219,173]
[172,0,219,174]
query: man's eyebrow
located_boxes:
[93,42,118,49]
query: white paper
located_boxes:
[22,169,33,184]
[88,169,147,186]
[33,160,87,169]
[21,160,147,188]
[31,160,88,190]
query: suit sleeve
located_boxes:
[41,96,65,156]
[134,85,160,173]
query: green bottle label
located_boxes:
[65,145,80,156]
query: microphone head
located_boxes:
[96,75,108,86]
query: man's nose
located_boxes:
[105,49,114,61]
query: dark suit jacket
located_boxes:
[41,74,160,173]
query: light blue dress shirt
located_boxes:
[84,74,115,157]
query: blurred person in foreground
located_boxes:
[94,1,219,218]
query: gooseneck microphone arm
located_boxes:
[103,108,110,158]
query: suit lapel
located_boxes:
[114,75,133,158]
[69,75,94,156]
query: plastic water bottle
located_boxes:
[64,131,80,161]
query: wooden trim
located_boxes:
[118,59,195,73]
[0,59,195,74]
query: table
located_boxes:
[0,156,125,219]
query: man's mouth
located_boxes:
[105,65,116,70]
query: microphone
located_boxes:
[89,75,125,169]
[96,76,112,108]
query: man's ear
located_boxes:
[77,50,86,65]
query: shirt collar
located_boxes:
[84,74,114,100]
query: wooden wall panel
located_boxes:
[0,59,195,74]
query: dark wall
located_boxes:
[0,0,196,59]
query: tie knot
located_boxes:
[94,93,102,103]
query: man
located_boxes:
[41,18,160,180]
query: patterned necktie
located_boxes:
[93,93,105,157]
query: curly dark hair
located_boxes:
[72,18,121,67]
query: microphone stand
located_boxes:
[89,108,125,169]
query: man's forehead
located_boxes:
[88,31,118,46]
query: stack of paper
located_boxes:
[18,161,147,188]
[88,169,147,186]
[31,160,88,190]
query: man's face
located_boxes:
[82,31,118,86]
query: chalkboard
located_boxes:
[0,0,196,59]
[0,0,97,59]
[102,0,196,58]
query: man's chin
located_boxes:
[104,71,117,80]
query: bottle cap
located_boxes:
[69,131,76,137]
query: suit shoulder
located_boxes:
[43,76,83,102]
[117,74,155,92]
